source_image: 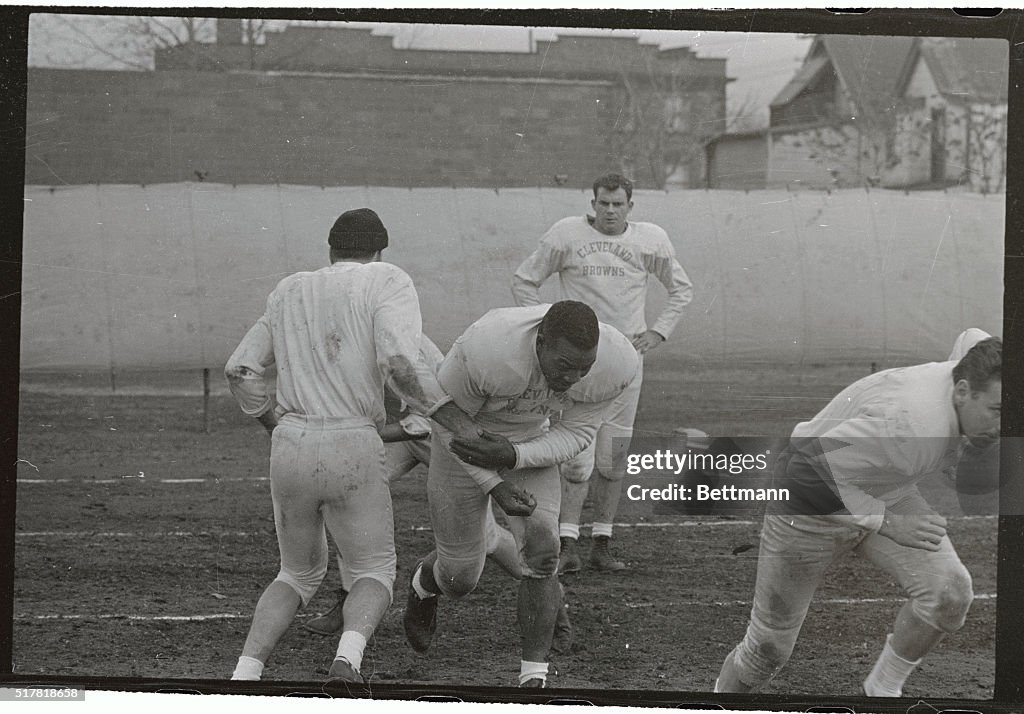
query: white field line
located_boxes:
[1,523,755,537]
[16,531,261,537]
[15,593,997,623]
[14,515,997,539]
[16,477,271,484]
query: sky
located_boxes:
[26,14,814,129]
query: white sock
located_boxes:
[863,634,921,697]
[592,522,614,538]
[411,562,437,600]
[519,660,548,685]
[231,655,264,681]
[559,523,580,540]
[335,631,367,673]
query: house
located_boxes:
[745,34,1007,192]
[766,35,1008,192]
[704,130,769,190]
[889,37,1008,193]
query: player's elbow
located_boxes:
[510,276,539,306]
[224,361,250,384]
[382,354,428,407]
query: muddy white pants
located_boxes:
[426,429,561,597]
[731,490,973,686]
[269,414,397,605]
[560,357,643,483]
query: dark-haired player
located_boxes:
[225,208,478,683]
[512,172,693,572]
[716,330,1001,697]
[402,300,639,687]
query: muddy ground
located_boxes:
[12,360,999,702]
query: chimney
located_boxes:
[217,18,243,45]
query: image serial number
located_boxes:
[4,688,83,700]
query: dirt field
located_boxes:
[12,359,998,701]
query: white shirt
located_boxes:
[788,360,965,532]
[225,261,450,427]
[437,304,640,491]
[511,216,693,339]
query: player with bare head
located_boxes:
[303,333,571,653]
[402,300,639,687]
[716,331,1001,697]
[512,173,693,572]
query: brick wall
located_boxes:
[158,26,727,84]
[25,68,636,188]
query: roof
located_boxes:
[915,37,1008,103]
[770,54,829,107]
[823,35,917,113]
[770,34,917,115]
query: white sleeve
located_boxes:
[644,238,694,340]
[373,269,452,417]
[512,398,607,469]
[511,234,565,307]
[224,313,275,417]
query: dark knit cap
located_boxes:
[328,208,389,252]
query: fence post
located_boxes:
[203,368,211,434]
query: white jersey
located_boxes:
[437,304,639,490]
[225,261,450,427]
[511,215,693,339]
[789,360,965,532]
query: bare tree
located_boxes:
[239,18,274,70]
[792,101,901,188]
[30,14,218,71]
[727,88,770,134]
[793,98,1007,193]
[609,56,727,189]
[949,104,1007,194]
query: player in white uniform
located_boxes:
[303,335,570,650]
[402,301,639,687]
[512,173,693,572]
[715,331,1001,696]
[224,209,478,684]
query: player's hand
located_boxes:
[450,430,517,471]
[489,480,537,517]
[877,512,948,551]
[257,410,278,436]
[632,330,664,354]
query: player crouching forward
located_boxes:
[716,331,1001,697]
[305,335,572,653]
[403,301,639,687]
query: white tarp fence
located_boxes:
[21,184,1003,371]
